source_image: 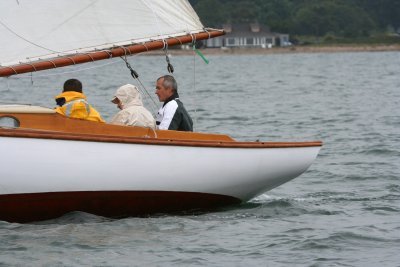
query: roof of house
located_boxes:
[221,23,287,38]
[223,23,271,37]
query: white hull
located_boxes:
[1,136,320,201]
[0,0,321,223]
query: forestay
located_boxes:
[0,0,204,67]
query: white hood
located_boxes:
[110,84,156,129]
[113,84,143,109]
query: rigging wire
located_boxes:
[120,56,159,114]
[192,42,197,132]
[189,33,201,132]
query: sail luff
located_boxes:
[0,30,224,77]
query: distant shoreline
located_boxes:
[145,44,400,56]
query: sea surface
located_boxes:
[0,51,399,266]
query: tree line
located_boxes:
[189,0,400,38]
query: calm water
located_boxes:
[0,51,399,266]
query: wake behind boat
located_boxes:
[0,1,322,223]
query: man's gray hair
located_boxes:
[158,75,177,92]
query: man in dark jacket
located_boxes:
[155,75,193,131]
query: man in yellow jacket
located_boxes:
[55,79,105,122]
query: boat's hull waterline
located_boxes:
[0,126,321,223]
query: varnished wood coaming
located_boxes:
[0,112,235,142]
[0,113,323,148]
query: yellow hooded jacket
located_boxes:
[55,91,105,123]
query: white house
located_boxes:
[205,23,290,48]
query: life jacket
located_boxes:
[54,91,105,123]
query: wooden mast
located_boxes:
[0,30,224,77]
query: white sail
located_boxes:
[0,0,204,66]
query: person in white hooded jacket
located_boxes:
[110,84,156,129]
